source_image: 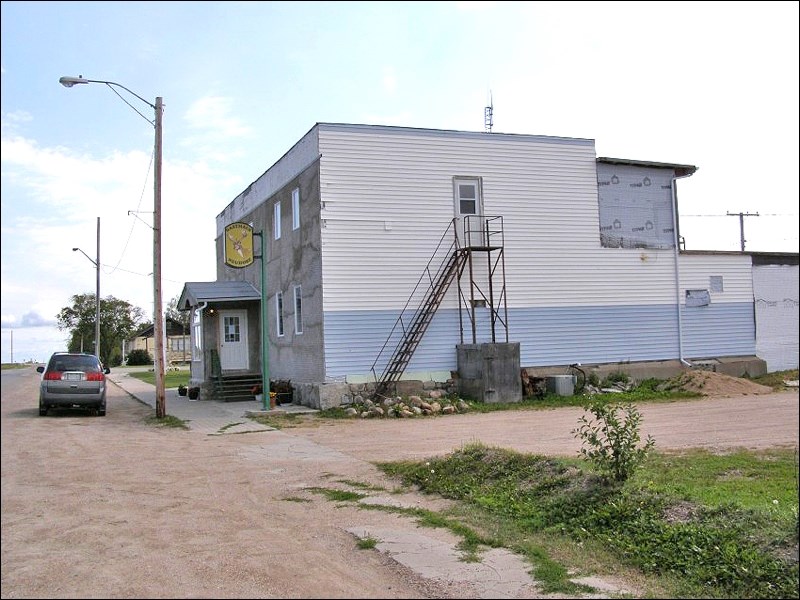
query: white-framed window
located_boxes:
[169,337,187,351]
[454,178,480,216]
[293,285,303,334]
[276,291,284,337]
[192,306,203,360]
[274,201,281,240]
[292,187,300,230]
[453,176,484,246]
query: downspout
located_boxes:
[671,173,694,367]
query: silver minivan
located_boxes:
[37,352,110,416]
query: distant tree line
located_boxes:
[56,294,188,367]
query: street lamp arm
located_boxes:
[60,74,166,417]
[73,247,97,267]
[59,76,156,126]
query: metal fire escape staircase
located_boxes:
[371,221,467,398]
[371,216,508,399]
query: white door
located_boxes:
[219,310,249,370]
[454,177,484,248]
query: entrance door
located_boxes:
[454,177,484,248]
[219,309,249,371]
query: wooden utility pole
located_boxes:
[727,211,759,251]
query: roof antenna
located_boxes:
[484,91,494,133]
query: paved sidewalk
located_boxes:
[107,367,316,435]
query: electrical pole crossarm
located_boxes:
[727,211,760,251]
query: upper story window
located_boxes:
[292,187,300,230]
[455,178,481,216]
[453,177,484,247]
[276,291,285,337]
[293,285,303,335]
[274,201,281,240]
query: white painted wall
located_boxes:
[753,263,799,371]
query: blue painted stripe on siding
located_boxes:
[323,302,755,378]
[681,303,755,357]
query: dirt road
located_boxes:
[2,367,797,599]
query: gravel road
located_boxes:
[2,367,797,599]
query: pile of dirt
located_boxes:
[667,370,774,397]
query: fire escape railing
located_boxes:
[371,219,465,398]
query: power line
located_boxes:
[681,213,795,217]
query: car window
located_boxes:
[49,355,101,373]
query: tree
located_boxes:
[57,294,145,366]
[165,296,190,334]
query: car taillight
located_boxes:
[44,372,62,381]
[86,372,105,382]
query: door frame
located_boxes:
[218,309,249,371]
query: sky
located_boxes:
[1,1,798,363]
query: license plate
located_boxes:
[63,372,83,381]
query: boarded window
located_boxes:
[686,289,711,307]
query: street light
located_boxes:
[73,217,101,361]
[59,75,166,418]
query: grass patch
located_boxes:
[356,536,379,550]
[218,422,245,432]
[250,413,315,429]
[750,369,799,390]
[305,487,366,502]
[1,362,34,370]
[145,414,189,429]
[377,443,798,599]
[335,479,387,491]
[128,369,190,389]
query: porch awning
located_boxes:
[177,281,261,311]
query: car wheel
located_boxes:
[39,406,48,416]
[97,409,106,416]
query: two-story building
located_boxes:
[179,123,782,407]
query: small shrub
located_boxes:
[356,536,379,550]
[601,370,630,387]
[573,401,655,483]
[126,349,153,366]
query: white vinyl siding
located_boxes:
[273,201,281,240]
[292,187,300,230]
[678,254,753,304]
[317,125,657,313]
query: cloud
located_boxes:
[183,96,252,138]
[21,311,57,327]
[1,109,33,131]
[1,311,56,328]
